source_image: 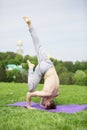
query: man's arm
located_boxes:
[26,91,51,109]
[26,92,32,109]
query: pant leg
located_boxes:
[29,27,53,75]
[29,27,48,63]
[28,68,34,92]
[28,67,42,92]
[28,26,54,92]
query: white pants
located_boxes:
[28,27,53,92]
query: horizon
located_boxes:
[0,50,87,62]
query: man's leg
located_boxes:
[23,16,48,63]
[27,60,35,91]
[27,59,42,92]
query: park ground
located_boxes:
[0,83,87,130]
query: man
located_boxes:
[23,16,59,109]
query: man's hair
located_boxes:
[46,101,56,110]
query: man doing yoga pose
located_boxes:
[23,16,59,109]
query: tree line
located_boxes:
[0,52,87,85]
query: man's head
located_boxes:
[45,100,56,110]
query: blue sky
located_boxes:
[0,0,87,61]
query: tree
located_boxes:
[73,61,87,72]
[14,54,23,65]
[0,65,7,82]
[13,69,22,83]
[6,70,14,82]
[64,61,73,72]
[6,69,23,82]
[21,70,28,83]
[54,60,67,75]
[74,70,87,85]
[59,72,74,85]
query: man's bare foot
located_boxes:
[27,60,35,68]
[23,16,32,27]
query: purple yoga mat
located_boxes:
[6,102,87,114]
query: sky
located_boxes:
[0,0,87,61]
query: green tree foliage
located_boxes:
[6,69,27,83]
[0,65,7,82]
[54,60,67,74]
[64,61,73,72]
[73,61,87,72]
[84,70,87,75]
[6,70,14,82]
[59,72,75,85]
[0,51,87,84]
[21,70,28,83]
[14,54,23,65]
[74,70,87,85]
[5,52,17,65]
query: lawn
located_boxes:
[0,83,87,130]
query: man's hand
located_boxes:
[26,106,36,109]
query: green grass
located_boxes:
[0,83,87,130]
